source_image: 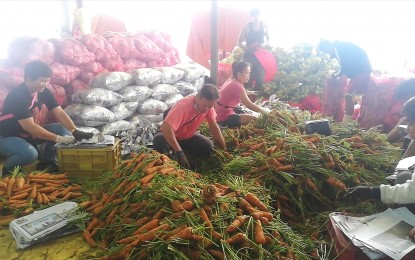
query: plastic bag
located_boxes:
[72,88,124,107]
[174,62,205,82]
[137,98,168,115]
[165,93,183,108]
[91,71,133,91]
[117,85,153,102]
[154,67,185,84]
[75,126,100,135]
[109,102,139,121]
[191,77,205,91]
[100,120,135,135]
[173,81,197,95]
[131,68,162,86]
[151,84,179,101]
[129,113,163,127]
[64,104,114,126]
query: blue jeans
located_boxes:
[0,123,70,171]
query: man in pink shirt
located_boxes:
[153,84,227,168]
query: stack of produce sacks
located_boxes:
[0,31,181,113]
[64,63,205,154]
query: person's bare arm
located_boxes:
[51,106,77,133]
[18,118,58,141]
[208,120,226,150]
[240,91,264,113]
[237,24,248,50]
[160,122,182,152]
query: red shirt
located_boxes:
[164,95,216,140]
[215,79,245,122]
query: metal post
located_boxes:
[210,0,218,85]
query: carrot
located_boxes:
[238,198,253,211]
[9,203,29,209]
[226,216,247,233]
[13,186,32,195]
[326,176,347,190]
[47,195,56,202]
[135,216,149,226]
[0,180,7,189]
[123,181,139,195]
[254,220,266,244]
[134,219,159,235]
[268,158,283,168]
[90,221,106,238]
[16,176,25,190]
[117,234,141,244]
[141,172,157,185]
[208,249,225,260]
[137,223,170,244]
[159,167,175,175]
[168,211,184,219]
[86,217,100,233]
[79,201,92,209]
[168,227,193,241]
[113,179,129,194]
[244,193,268,212]
[30,186,37,199]
[61,192,73,201]
[7,199,28,204]
[179,200,194,211]
[7,176,16,197]
[199,207,213,228]
[251,211,273,222]
[70,185,82,192]
[83,230,96,247]
[151,208,165,220]
[304,176,318,192]
[92,204,105,216]
[225,233,246,245]
[37,186,57,193]
[38,193,49,204]
[161,224,187,240]
[0,190,5,196]
[260,216,269,225]
[70,192,82,199]
[143,165,164,175]
[142,158,160,172]
[36,192,43,204]
[273,163,292,171]
[10,192,29,200]
[105,206,119,223]
[351,142,368,149]
[59,186,72,196]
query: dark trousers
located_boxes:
[244,51,265,90]
[153,132,214,159]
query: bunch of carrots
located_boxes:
[0,170,83,225]
[79,151,314,259]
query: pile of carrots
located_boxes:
[204,106,400,222]
[0,171,83,225]
[80,151,315,259]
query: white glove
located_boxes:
[55,135,75,144]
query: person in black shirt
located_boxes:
[238,8,270,90]
[0,61,92,176]
[319,39,373,94]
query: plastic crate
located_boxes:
[57,140,121,179]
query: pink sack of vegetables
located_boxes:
[50,38,96,66]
